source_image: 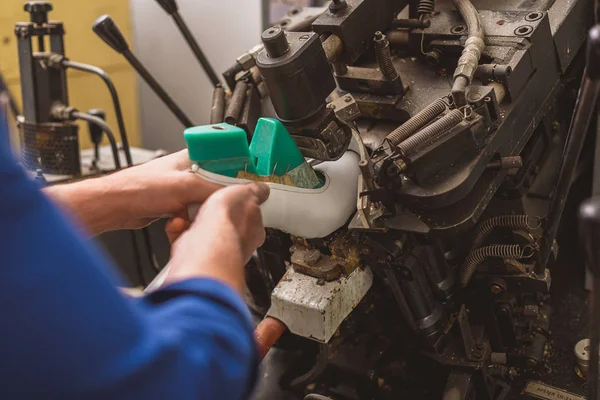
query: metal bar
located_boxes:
[172,12,220,87]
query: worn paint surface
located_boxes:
[267,267,373,343]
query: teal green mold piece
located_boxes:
[184,118,322,188]
[184,122,255,177]
[249,118,306,176]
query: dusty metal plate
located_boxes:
[523,381,584,400]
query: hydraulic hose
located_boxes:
[62,59,164,277]
[398,108,464,157]
[386,98,447,146]
[72,111,121,170]
[61,59,133,167]
[451,0,485,106]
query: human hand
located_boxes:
[45,150,223,235]
[164,183,270,294]
[108,149,223,230]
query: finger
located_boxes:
[165,217,191,244]
[245,183,270,205]
[184,174,224,204]
[172,149,194,170]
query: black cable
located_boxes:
[63,60,161,281]
[61,60,132,166]
[72,111,121,169]
[171,12,220,88]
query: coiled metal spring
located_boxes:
[374,32,398,81]
[459,244,534,287]
[470,215,541,251]
[417,0,435,15]
[386,98,448,146]
[398,108,464,157]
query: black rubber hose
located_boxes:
[61,60,133,167]
[72,111,121,170]
[386,98,447,146]
[63,60,164,277]
[398,108,463,156]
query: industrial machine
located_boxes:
[5,0,600,399]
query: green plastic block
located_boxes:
[184,122,255,177]
[184,118,322,188]
[249,118,307,176]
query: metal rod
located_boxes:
[224,81,249,125]
[590,276,600,400]
[210,84,226,124]
[580,196,600,400]
[72,111,121,169]
[538,71,600,272]
[171,12,220,88]
[123,50,193,127]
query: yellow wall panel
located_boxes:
[0,0,140,149]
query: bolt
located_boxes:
[345,96,352,103]
[361,247,371,255]
[490,284,502,294]
[329,0,348,13]
[424,48,442,66]
[373,32,398,81]
[387,164,400,177]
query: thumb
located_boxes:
[245,183,270,205]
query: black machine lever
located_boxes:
[92,15,193,128]
[540,26,600,273]
[154,0,220,88]
[577,25,600,400]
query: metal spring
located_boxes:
[417,0,435,16]
[386,98,447,146]
[470,215,541,251]
[459,244,533,287]
[398,108,464,157]
[374,32,398,81]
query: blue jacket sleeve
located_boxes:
[0,142,258,399]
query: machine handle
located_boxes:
[155,0,179,15]
[92,15,129,54]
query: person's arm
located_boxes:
[0,143,267,399]
[44,150,222,236]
